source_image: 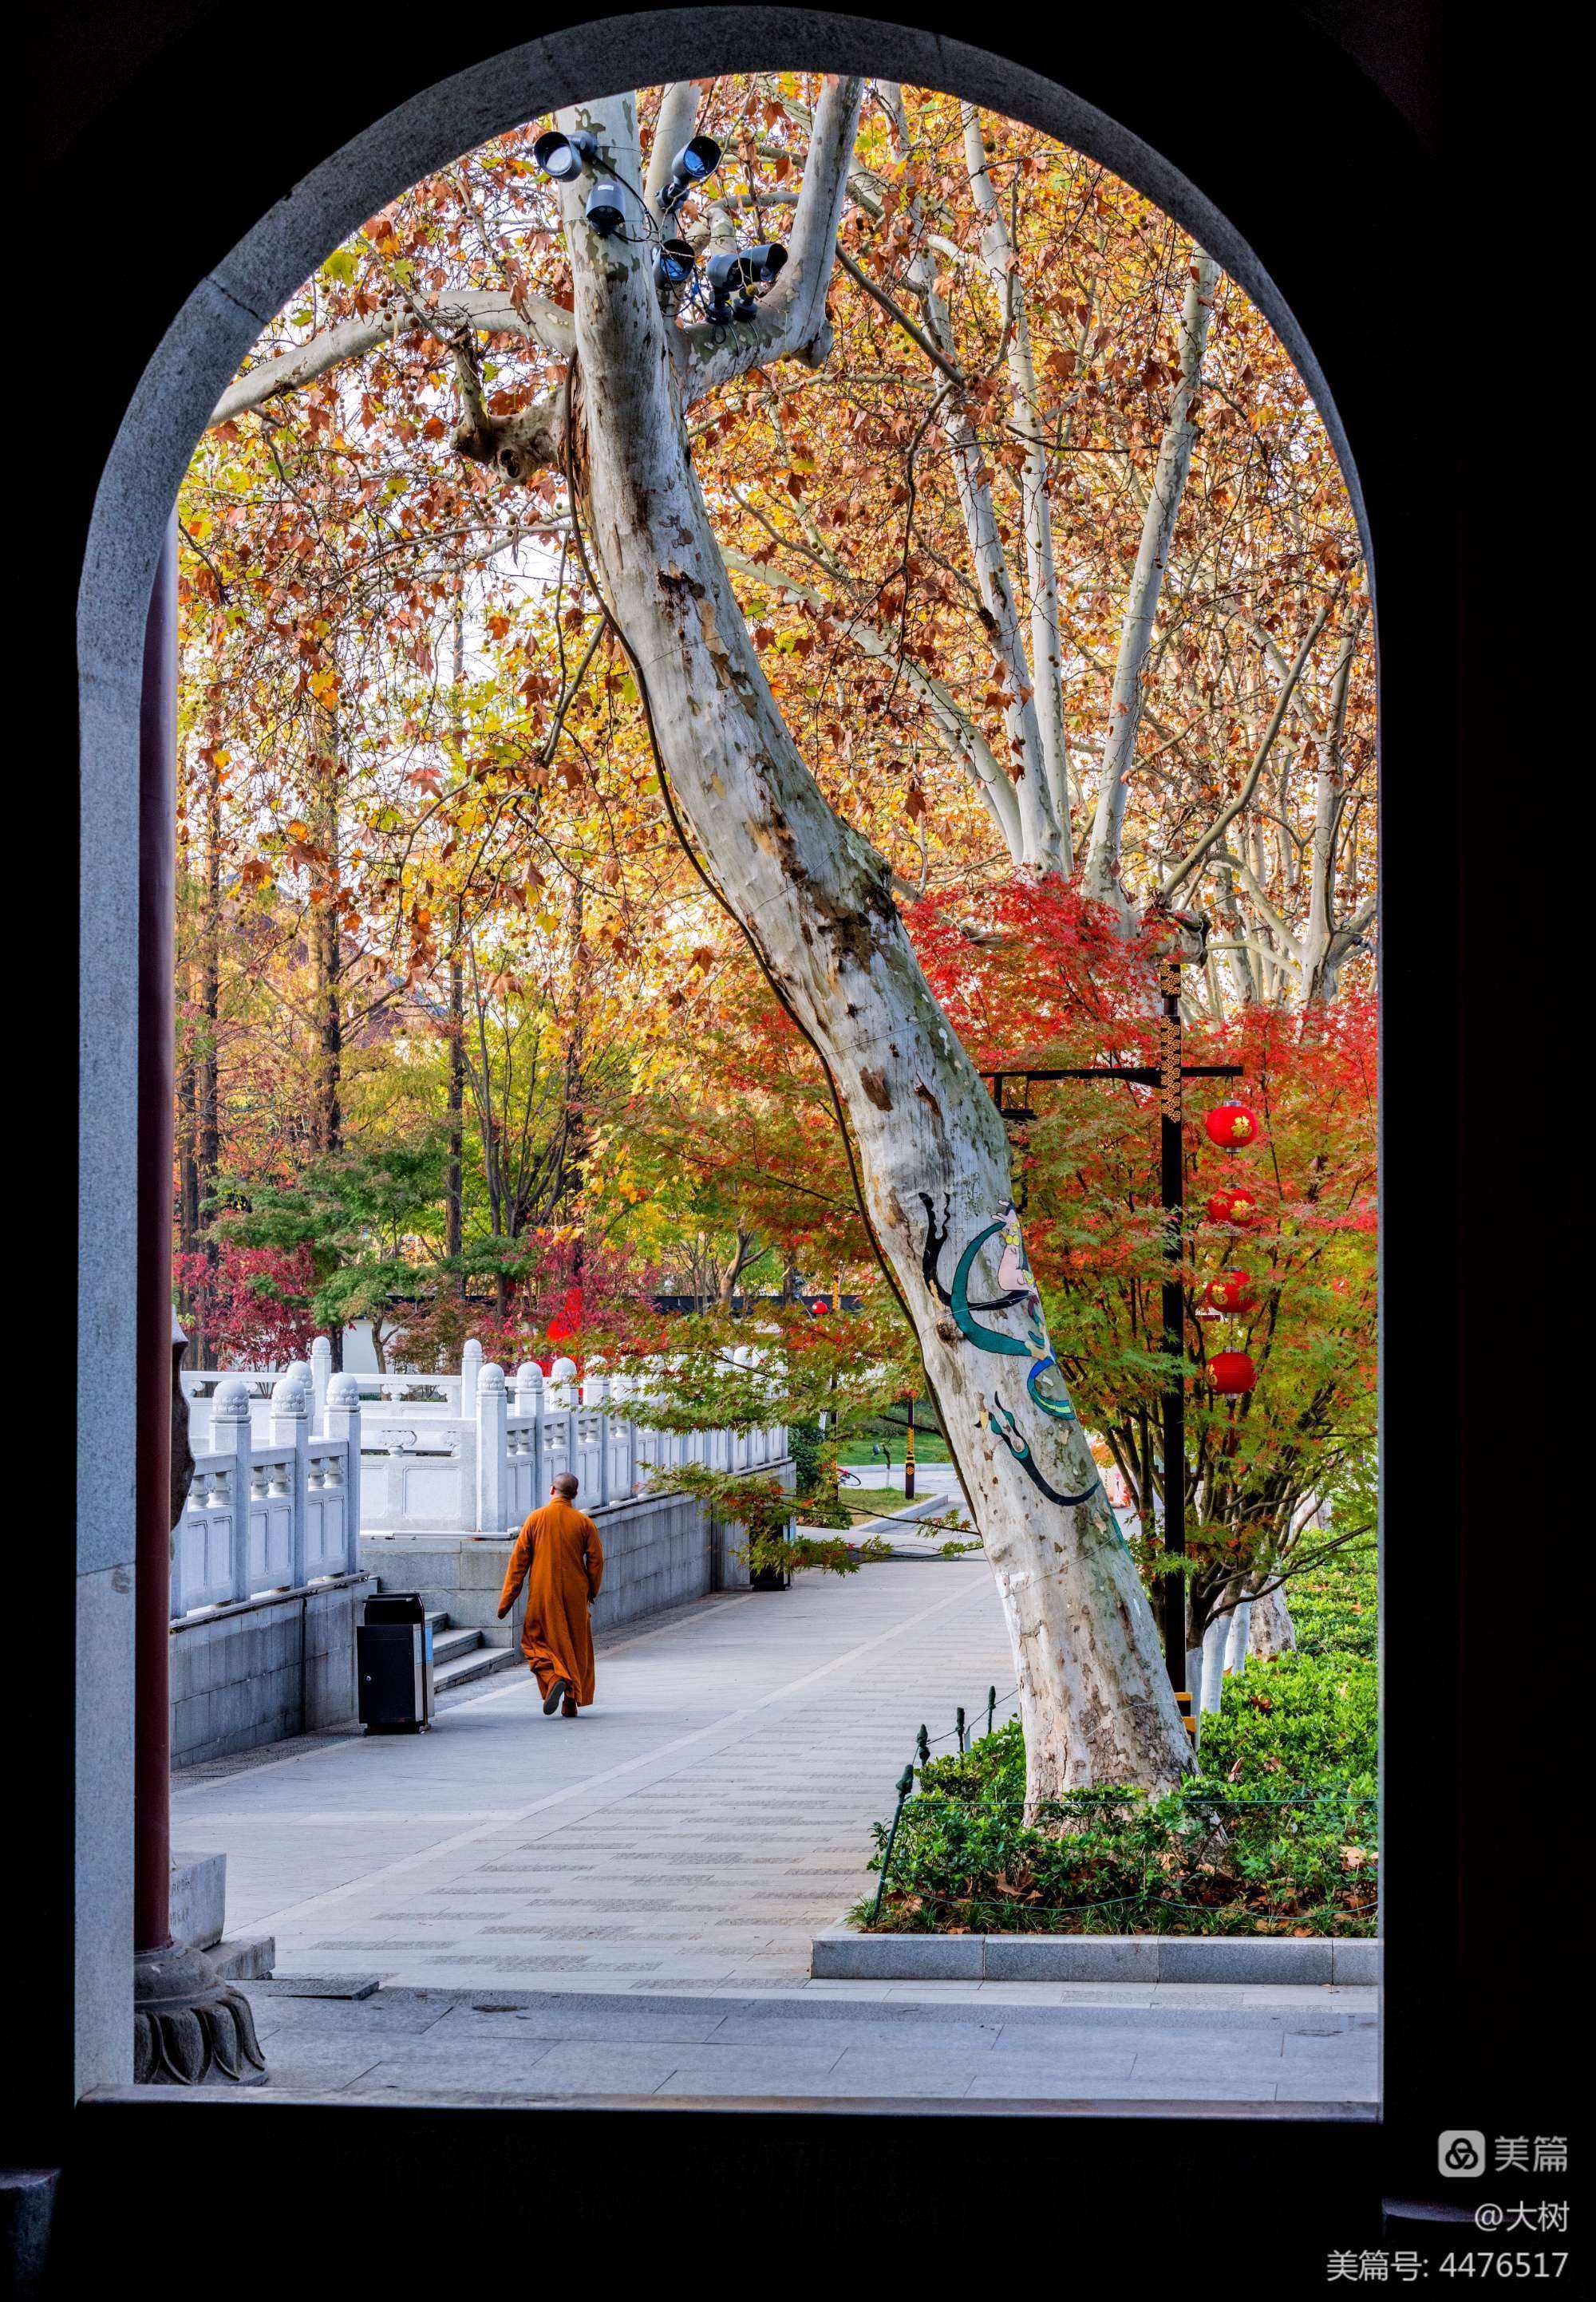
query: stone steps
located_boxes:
[421,1607,521,1694]
[430,1621,485,1668]
[211,1933,275,1981]
[435,1642,520,1693]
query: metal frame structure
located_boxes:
[984,953,1242,1688]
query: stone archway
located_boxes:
[74,10,1370,2096]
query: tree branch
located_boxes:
[832,244,965,387]
[1159,588,1339,899]
[681,76,864,400]
[209,288,575,429]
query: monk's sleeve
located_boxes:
[585,1519,605,1601]
[498,1524,533,1617]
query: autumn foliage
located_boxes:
[172,73,1377,1654]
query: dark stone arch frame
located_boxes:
[46,3,1525,2257]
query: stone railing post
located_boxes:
[476,1362,508,1535]
[271,1372,310,1589]
[460,1336,482,1423]
[515,1362,546,1507]
[310,1335,333,1431]
[211,1376,254,1605]
[583,1367,610,1505]
[550,1356,578,1496]
[610,1368,638,1495]
[324,1373,362,1571]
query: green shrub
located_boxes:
[855,1631,1378,1935]
[1198,1651,1376,1798]
[788,1418,824,1492]
[1290,1542,1377,1660]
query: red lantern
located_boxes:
[1207,1183,1259,1226]
[1208,1351,1257,1395]
[1204,1099,1260,1148]
[1204,1270,1256,1314]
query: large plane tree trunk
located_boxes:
[555,86,1189,1806]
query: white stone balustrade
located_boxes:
[175,1337,788,1587]
[173,1368,360,1620]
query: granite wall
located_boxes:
[168,1573,372,1768]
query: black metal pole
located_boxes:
[1158,956,1187,1692]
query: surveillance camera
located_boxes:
[661,135,722,212]
[740,242,788,285]
[586,181,626,239]
[654,238,697,289]
[533,129,599,184]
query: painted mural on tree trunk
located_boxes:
[919,1194,1100,1507]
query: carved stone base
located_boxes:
[133,1943,268,2085]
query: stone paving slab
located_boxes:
[174,1558,1016,1991]
[196,1977,1378,2105]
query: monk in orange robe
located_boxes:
[497,1472,605,1716]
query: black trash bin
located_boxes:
[358,1590,434,1732]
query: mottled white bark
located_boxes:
[1230,610,1375,1004]
[1247,1578,1298,1660]
[1082,255,1219,910]
[879,83,1063,875]
[210,288,575,428]
[557,84,1189,1805]
[940,403,1064,871]
[1223,1599,1251,1677]
[962,107,1073,866]
[1159,594,1337,906]
[1198,1610,1229,1714]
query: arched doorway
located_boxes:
[66,17,1429,2208]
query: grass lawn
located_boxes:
[837,1486,921,1519]
[796,1485,972,1530]
[838,1437,951,1465]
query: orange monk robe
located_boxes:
[497,1497,605,1707]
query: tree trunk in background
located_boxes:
[307,701,343,1163]
[1248,1579,1298,1660]
[176,775,200,1335]
[448,616,468,1292]
[447,942,465,1290]
[961,104,1073,865]
[1198,1610,1229,1714]
[1223,1598,1252,1676]
[1083,254,1219,910]
[307,694,343,1371]
[557,85,1190,1806]
[562,877,589,1320]
[196,746,222,1366]
[176,1062,199,1314]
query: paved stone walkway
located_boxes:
[171,1526,1377,2107]
[229,1976,1377,2105]
[176,1542,1016,1992]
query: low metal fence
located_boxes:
[868,1684,1377,1931]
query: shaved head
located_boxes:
[552,1472,580,1500]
